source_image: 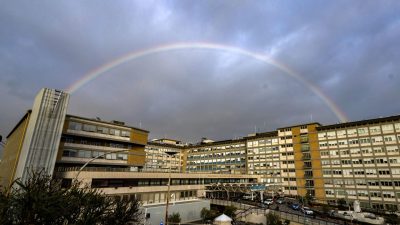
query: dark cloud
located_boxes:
[1,0,400,154]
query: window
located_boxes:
[68,121,82,130]
[83,124,96,132]
[357,128,367,135]
[320,151,329,156]
[337,130,346,138]
[382,124,394,133]
[121,130,130,137]
[369,126,381,134]
[62,149,77,157]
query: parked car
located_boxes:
[301,206,314,215]
[264,198,274,205]
[276,198,285,204]
[242,194,253,200]
[291,203,301,210]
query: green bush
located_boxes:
[0,171,142,225]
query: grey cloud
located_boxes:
[1,0,400,153]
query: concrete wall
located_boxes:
[144,199,210,225]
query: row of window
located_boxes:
[326,179,400,187]
[188,151,245,159]
[325,189,398,198]
[321,146,399,157]
[319,124,400,139]
[188,159,246,165]
[322,157,400,166]
[189,144,245,153]
[323,169,397,175]
[62,149,128,160]
[68,121,130,137]
[319,135,399,147]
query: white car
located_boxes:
[264,199,274,205]
[301,207,314,215]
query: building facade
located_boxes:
[317,116,400,211]
[56,114,149,172]
[0,88,69,188]
[2,88,400,213]
[186,139,247,174]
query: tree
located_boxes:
[201,207,209,222]
[223,205,237,219]
[168,212,181,224]
[0,171,142,225]
[385,214,400,225]
[337,198,347,210]
[266,212,282,225]
[304,190,313,206]
[200,207,218,221]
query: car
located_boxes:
[276,198,285,204]
[242,194,253,200]
[291,203,300,210]
[264,198,274,205]
[301,206,314,215]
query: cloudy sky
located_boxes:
[1,0,400,151]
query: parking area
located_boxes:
[210,196,346,224]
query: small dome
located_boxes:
[214,214,233,222]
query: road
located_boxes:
[231,198,345,224]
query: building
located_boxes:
[56,114,149,172]
[144,140,185,173]
[317,116,400,211]
[0,88,261,224]
[186,138,247,174]
[0,88,69,188]
[1,87,400,213]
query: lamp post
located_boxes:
[164,151,178,225]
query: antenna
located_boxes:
[139,121,142,129]
[310,114,313,122]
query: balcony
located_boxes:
[302,155,311,160]
[303,164,312,169]
[300,137,309,143]
[304,174,313,179]
[301,147,310,152]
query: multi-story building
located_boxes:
[317,116,400,211]
[2,87,400,214]
[144,140,184,173]
[186,139,247,174]
[56,114,149,172]
[0,88,261,224]
[0,88,69,188]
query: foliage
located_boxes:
[385,214,400,225]
[337,198,347,209]
[168,212,181,224]
[304,190,313,206]
[0,171,142,225]
[283,219,290,225]
[223,205,237,219]
[266,212,282,225]
[200,207,219,221]
[321,204,331,215]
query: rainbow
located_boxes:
[66,42,348,122]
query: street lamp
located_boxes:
[164,151,178,225]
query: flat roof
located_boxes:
[66,114,149,133]
[147,141,185,149]
[317,114,400,131]
[278,122,322,130]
